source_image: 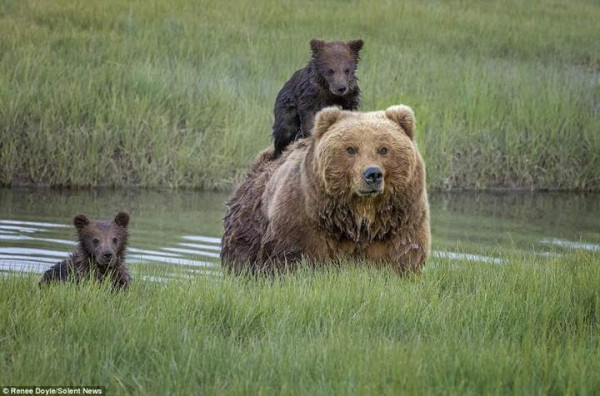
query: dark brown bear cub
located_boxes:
[271,39,364,157]
[40,212,131,290]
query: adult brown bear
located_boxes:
[221,105,430,274]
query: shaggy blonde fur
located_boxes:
[222,105,430,274]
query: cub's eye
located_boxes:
[112,238,118,244]
[327,68,334,75]
[92,238,99,246]
[346,147,357,155]
[379,147,388,155]
[344,68,350,74]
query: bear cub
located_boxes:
[271,38,364,157]
[40,212,131,290]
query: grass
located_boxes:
[0,0,599,190]
[1,251,599,395]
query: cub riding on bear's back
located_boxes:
[222,105,430,274]
[271,39,364,158]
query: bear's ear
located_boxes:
[310,39,325,55]
[385,105,416,139]
[73,214,90,231]
[114,212,130,228]
[313,106,343,138]
[347,39,364,56]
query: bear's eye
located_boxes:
[346,147,357,155]
[344,68,350,74]
[379,147,388,155]
[112,238,118,244]
[92,238,99,246]
[327,68,334,75]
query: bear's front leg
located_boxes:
[365,237,428,274]
[299,111,316,139]
[113,268,131,290]
[272,104,301,158]
[396,244,427,274]
[258,222,331,272]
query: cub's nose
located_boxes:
[335,86,347,95]
[363,167,383,185]
[102,252,113,260]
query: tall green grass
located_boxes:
[1,252,599,394]
[0,0,599,189]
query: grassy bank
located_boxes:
[1,251,599,394]
[0,0,599,189]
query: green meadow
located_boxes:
[1,1,599,393]
[1,251,599,395]
[1,0,599,189]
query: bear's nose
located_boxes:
[102,252,113,260]
[363,167,383,185]
[335,86,347,95]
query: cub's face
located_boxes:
[74,212,129,267]
[314,106,417,199]
[310,39,363,96]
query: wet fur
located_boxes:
[223,106,430,274]
[40,212,131,289]
[271,39,364,158]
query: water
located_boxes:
[0,188,226,281]
[0,188,599,280]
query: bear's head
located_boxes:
[310,39,364,96]
[74,212,129,267]
[312,105,418,200]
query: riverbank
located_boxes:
[1,0,599,190]
[1,251,598,394]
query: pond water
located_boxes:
[0,188,599,281]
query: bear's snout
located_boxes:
[331,84,349,96]
[357,166,384,197]
[97,249,115,265]
[333,85,348,95]
[363,166,383,186]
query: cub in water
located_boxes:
[40,212,131,290]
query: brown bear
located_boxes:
[271,39,364,158]
[39,212,131,289]
[222,105,430,274]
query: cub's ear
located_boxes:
[73,214,90,231]
[313,107,343,139]
[385,105,416,139]
[310,39,325,54]
[348,39,364,55]
[114,212,130,228]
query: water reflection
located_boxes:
[539,238,600,252]
[0,188,598,281]
[0,217,222,277]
